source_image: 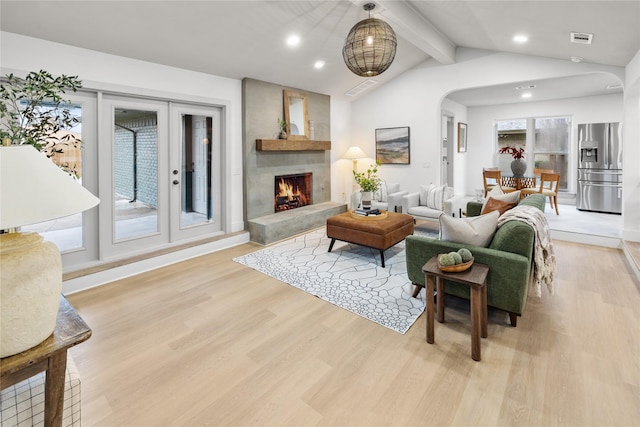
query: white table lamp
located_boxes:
[1,145,99,357]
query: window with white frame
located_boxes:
[496,116,570,191]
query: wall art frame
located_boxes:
[458,122,467,153]
[375,126,410,164]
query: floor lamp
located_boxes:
[343,146,368,208]
[0,144,99,357]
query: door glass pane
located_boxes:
[534,117,570,190]
[181,114,213,227]
[21,102,85,253]
[114,109,158,240]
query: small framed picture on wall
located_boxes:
[458,122,467,153]
[375,127,410,164]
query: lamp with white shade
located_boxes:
[343,146,369,173]
[343,146,370,209]
[0,144,99,357]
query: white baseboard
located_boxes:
[63,232,250,295]
[550,229,622,249]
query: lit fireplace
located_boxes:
[274,173,312,212]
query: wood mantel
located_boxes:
[256,139,331,151]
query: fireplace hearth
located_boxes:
[274,173,312,212]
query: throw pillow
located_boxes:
[481,197,516,216]
[482,188,521,210]
[419,184,435,206]
[439,210,499,247]
[427,184,446,210]
[375,181,388,202]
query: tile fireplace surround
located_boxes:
[243,78,346,245]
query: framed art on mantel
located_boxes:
[375,127,410,164]
[458,122,467,153]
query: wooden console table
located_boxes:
[0,296,91,427]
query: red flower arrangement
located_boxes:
[498,145,525,159]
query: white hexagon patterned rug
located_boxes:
[233,227,426,334]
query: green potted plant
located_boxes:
[0,70,83,176]
[277,118,287,139]
[353,163,381,209]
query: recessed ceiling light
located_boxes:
[286,34,300,47]
[513,34,528,43]
[570,56,584,63]
[521,92,532,99]
[314,60,325,69]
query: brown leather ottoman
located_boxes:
[326,211,414,267]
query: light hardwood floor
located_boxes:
[67,240,640,426]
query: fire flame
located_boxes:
[275,177,308,210]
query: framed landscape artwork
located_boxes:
[375,127,410,164]
[458,122,467,152]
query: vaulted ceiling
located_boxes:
[1,1,638,104]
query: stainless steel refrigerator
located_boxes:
[577,122,622,214]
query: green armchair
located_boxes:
[405,194,546,326]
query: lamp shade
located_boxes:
[343,146,368,160]
[0,145,99,230]
[343,4,397,77]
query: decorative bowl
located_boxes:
[438,256,474,273]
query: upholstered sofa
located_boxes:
[405,193,546,326]
[401,184,465,220]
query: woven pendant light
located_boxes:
[343,3,397,77]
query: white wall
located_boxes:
[329,98,354,204]
[623,49,640,241]
[1,32,245,237]
[465,93,624,195]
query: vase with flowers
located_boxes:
[498,145,527,176]
[353,163,381,210]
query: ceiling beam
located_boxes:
[374,0,456,65]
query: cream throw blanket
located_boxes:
[497,205,556,297]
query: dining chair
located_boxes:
[482,169,516,196]
[533,168,554,188]
[521,172,561,214]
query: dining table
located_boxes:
[501,174,537,190]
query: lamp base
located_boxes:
[0,232,62,358]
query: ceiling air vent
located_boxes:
[345,79,378,97]
[570,32,593,44]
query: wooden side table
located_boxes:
[422,255,489,361]
[0,295,91,427]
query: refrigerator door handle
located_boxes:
[579,182,622,187]
[605,123,610,167]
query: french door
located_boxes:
[169,103,223,241]
[100,95,223,259]
[100,95,169,259]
